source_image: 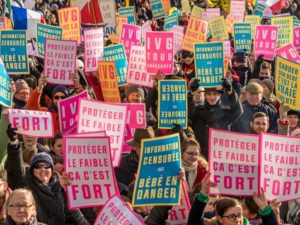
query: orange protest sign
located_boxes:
[98,61,121,103]
[58,7,81,44]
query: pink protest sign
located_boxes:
[95,195,145,225]
[205,8,220,20]
[294,26,300,53]
[168,182,191,225]
[222,40,232,58]
[254,25,278,60]
[84,28,104,73]
[64,136,119,208]
[260,133,300,202]
[44,39,77,85]
[146,31,174,74]
[229,1,245,22]
[170,25,184,54]
[127,46,154,88]
[77,99,127,167]
[8,109,54,138]
[275,44,300,63]
[58,90,88,135]
[141,20,152,44]
[120,24,142,58]
[209,129,260,196]
[121,103,146,152]
[66,131,107,137]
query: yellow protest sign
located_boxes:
[208,16,229,41]
[244,15,261,39]
[117,16,128,34]
[275,56,300,110]
[98,61,121,103]
[225,14,235,34]
[191,6,205,18]
[58,7,81,44]
[181,0,191,14]
[161,0,171,14]
[182,16,207,52]
[271,17,293,47]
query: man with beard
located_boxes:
[250,112,270,134]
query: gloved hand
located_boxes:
[6,124,18,142]
[221,78,232,92]
[190,79,200,92]
[172,123,187,140]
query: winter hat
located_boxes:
[15,79,29,93]
[287,110,300,118]
[234,52,248,63]
[30,152,54,173]
[245,83,263,94]
[261,79,274,93]
[125,85,144,99]
[52,86,69,99]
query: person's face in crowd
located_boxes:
[242,203,257,220]
[205,90,221,105]
[218,205,243,225]
[127,91,143,103]
[234,61,247,68]
[53,138,63,157]
[7,192,35,225]
[193,88,205,104]
[287,115,299,129]
[262,84,271,97]
[182,144,199,166]
[22,135,38,150]
[0,179,7,198]
[250,116,269,134]
[204,196,218,212]
[182,56,193,65]
[248,54,255,69]
[14,88,30,102]
[246,92,262,106]
[259,68,271,80]
[53,92,66,106]
[33,163,52,185]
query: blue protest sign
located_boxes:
[37,23,62,56]
[164,14,178,30]
[0,30,29,74]
[254,3,265,17]
[150,0,165,19]
[158,80,187,129]
[194,42,224,87]
[0,58,12,107]
[234,23,252,53]
[118,7,136,25]
[103,44,127,86]
[132,134,181,206]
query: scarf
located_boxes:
[13,96,26,109]
[5,215,37,225]
[287,200,300,225]
[182,160,198,189]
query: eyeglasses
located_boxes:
[222,214,243,222]
[16,91,30,96]
[8,204,32,210]
[184,151,200,157]
[33,163,51,169]
[53,95,66,100]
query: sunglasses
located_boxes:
[33,163,51,169]
[53,95,66,100]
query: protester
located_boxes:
[250,112,270,134]
[12,79,30,109]
[0,167,11,225]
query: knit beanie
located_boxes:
[125,85,144,99]
[52,86,69,99]
[15,79,29,93]
[261,79,274,93]
[30,152,54,173]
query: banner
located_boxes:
[194,42,224,87]
[0,58,12,107]
[181,17,207,52]
[275,44,300,63]
[164,14,178,31]
[65,136,119,208]
[84,28,104,73]
[260,133,300,202]
[294,26,300,52]
[58,91,88,135]
[8,109,54,138]
[225,14,235,34]
[158,80,187,129]
[223,40,232,58]
[191,6,205,18]
[244,15,261,39]
[77,99,127,167]
[37,23,62,56]
[271,16,293,47]
[118,7,136,24]
[58,7,81,44]
[146,31,174,74]
[254,3,265,17]
[98,61,121,102]
[209,129,260,196]
[161,0,171,14]
[132,134,181,206]
[44,39,77,86]
[141,20,152,44]
[127,46,154,88]
[99,0,117,35]
[254,25,278,60]
[205,8,221,20]
[170,25,185,54]
[95,195,145,225]
[103,44,127,86]
[275,56,300,110]
[229,1,245,22]
[208,16,229,41]
[0,30,29,74]
[181,0,191,14]
[150,0,165,19]
[120,24,141,58]
[233,23,252,53]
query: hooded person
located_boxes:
[233,51,251,86]
[13,79,30,109]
